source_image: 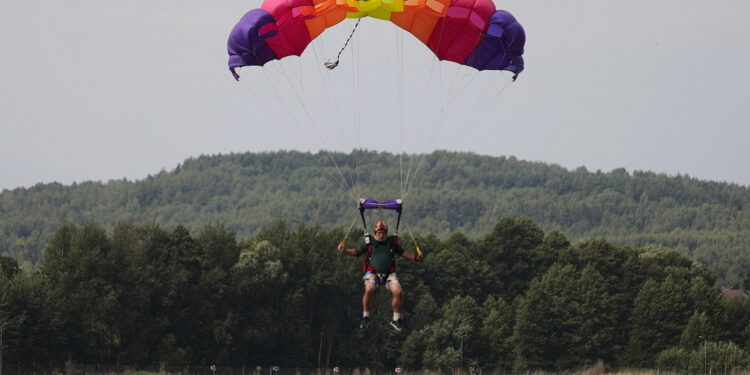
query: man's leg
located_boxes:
[387,274,403,331]
[360,273,377,328]
[389,282,403,314]
[362,281,377,313]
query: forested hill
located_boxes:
[2,150,749,285]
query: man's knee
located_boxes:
[363,272,378,288]
[364,283,377,295]
[389,284,403,298]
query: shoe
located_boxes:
[389,319,402,332]
[359,316,370,329]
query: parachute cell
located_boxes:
[227,0,525,80]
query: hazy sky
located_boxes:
[1,0,749,192]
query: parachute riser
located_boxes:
[359,204,372,246]
[394,205,402,236]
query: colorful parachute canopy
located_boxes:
[227,0,525,80]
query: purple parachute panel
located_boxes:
[463,10,525,79]
[228,9,280,80]
[359,199,403,211]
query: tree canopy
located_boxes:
[1,217,749,373]
[2,151,749,286]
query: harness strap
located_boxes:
[359,204,369,235]
[394,205,403,236]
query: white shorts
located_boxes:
[363,271,399,289]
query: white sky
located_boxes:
[1,0,749,191]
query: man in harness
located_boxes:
[337,199,423,331]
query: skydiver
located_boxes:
[337,220,423,331]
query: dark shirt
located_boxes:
[356,236,404,274]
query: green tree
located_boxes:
[411,293,439,332]
[512,263,616,371]
[0,256,20,280]
[420,321,463,372]
[40,222,121,362]
[0,273,65,364]
[679,311,715,349]
[427,233,490,304]
[400,328,427,370]
[116,222,179,363]
[570,265,618,364]
[689,277,722,318]
[229,240,289,365]
[479,296,514,370]
[715,297,750,346]
[477,217,554,301]
[626,275,691,367]
[655,346,690,373]
[420,296,480,372]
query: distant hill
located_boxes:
[1,150,749,285]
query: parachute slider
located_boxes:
[359,198,402,211]
[359,198,403,236]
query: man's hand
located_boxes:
[415,251,424,261]
[337,243,345,254]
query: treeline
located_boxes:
[1,150,750,285]
[1,218,750,373]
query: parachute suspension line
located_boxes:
[339,214,360,248]
[447,52,514,139]
[434,19,449,110]
[324,18,362,70]
[403,67,480,201]
[396,25,406,198]
[309,38,363,201]
[298,55,305,102]
[402,57,440,198]
[259,66,359,203]
[404,96,474,200]
[404,58,450,199]
[443,64,466,107]
[274,59,307,106]
[240,69,357,203]
[479,51,516,112]
[258,67,310,132]
[238,69,302,134]
[276,58,365,204]
[469,41,516,115]
[475,72,513,115]
[404,221,423,258]
[352,20,363,199]
[439,74,511,162]
[320,24,365,201]
[471,47,516,114]
[438,73,512,182]
[445,68,480,112]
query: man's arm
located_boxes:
[400,249,423,262]
[337,242,358,256]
